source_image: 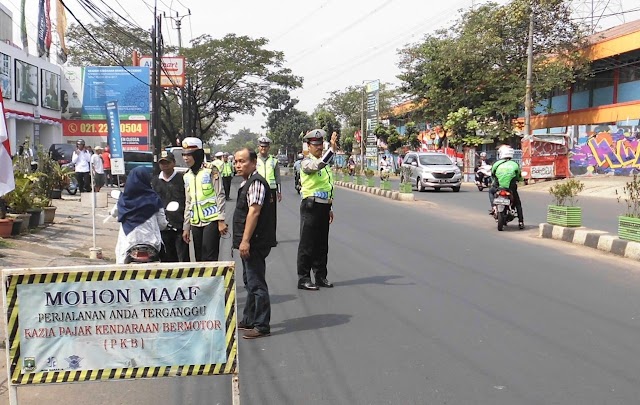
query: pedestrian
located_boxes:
[297,129,338,291]
[256,136,281,242]
[233,147,276,339]
[91,146,106,192]
[112,167,167,264]
[152,150,190,262]
[102,146,112,187]
[221,152,234,200]
[181,137,228,261]
[71,139,92,192]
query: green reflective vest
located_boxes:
[257,155,277,189]
[492,159,522,188]
[221,161,233,177]
[211,159,224,171]
[184,168,220,224]
[300,158,334,200]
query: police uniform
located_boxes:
[220,152,234,200]
[297,129,335,290]
[256,137,281,241]
[182,138,227,261]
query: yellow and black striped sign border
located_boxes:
[5,265,238,385]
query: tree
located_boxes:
[397,0,590,144]
[265,89,314,158]
[313,109,340,136]
[222,128,260,154]
[183,34,303,142]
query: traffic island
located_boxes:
[335,181,414,201]
[539,223,640,261]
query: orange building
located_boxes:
[532,19,640,176]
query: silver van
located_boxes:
[400,152,462,192]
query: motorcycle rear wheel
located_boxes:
[497,210,506,231]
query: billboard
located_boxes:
[63,119,149,151]
[15,59,38,105]
[61,66,150,120]
[365,80,380,159]
[41,69,60,110]
[0,53,11,99]
[139,56,185,87]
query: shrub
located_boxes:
[548,179,584,207]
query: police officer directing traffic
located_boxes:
[297,129,338,291]
[181,137,228,261]
[256,136,281,241]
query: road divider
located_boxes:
[335,181,414,202]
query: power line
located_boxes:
[270,0,333,43]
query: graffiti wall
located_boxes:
[570,125,640,176]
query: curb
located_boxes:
[539,223,640,261]
[335,181,414,201]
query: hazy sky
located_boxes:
[6,0,640,138]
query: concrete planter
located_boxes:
[547,205,582,227]
[43,206,57,224]
[399,183,413,194]
[618,216,640,243]
[366,177,375,187]
[380,180,391,191]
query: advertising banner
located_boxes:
[3,262,238,385]
[139,56,185,88]
[63,119,149,152]
[37,0,46,57]
[106,101,125,175]
[0,53,10,99]
[365,80,380,160]
[61,66,150,120]
[41,70,60,110]
[14,59,38,106]
[20,0,28,53]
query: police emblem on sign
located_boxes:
[65,355,83,370]
[23,357,36,372]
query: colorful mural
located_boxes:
[570,125,640,176]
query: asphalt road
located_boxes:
[385,178,622,234]
[19,177,639,404]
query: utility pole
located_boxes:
[523,5,534,140]
[164,9,191,139]
[360,86,365,173]
[151,9,163,174]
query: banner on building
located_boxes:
[0,88,15,197]
[20,0,28,53]
[61,66,150,120]
[15,59,38,106]
[139,56,185,88]
[3,262,238,385]
[106,101,125,175]
[41,70,60,110]
[0,53,11,99]
[56,0,68,63]
[37,0,47,57]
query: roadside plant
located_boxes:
[616,173,640,218]
[400,166,412,184]
[548,179,584,207]
[364,168,375,178]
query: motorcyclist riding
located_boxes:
[488,146,525,229]
[475,152,491,190]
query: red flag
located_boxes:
[0,88,15,197]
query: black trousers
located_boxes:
[222,176,232,200]
[191,222,221,261]
[160,229,190,262]
[241,247,271,333]
[268,189,278,238]
[297,199,331,283]
[76,171,91,192]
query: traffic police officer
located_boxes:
[221,152,234,200]
[256,136,281,240]
[181,137,228,261]
[297,129,338,291]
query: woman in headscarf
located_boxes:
[112,167,167,263]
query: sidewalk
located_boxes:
[0,192,119,269]
[521,174,635,200]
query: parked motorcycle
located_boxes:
[474,164,492,191]
[62,163,78,195]
[107,190,179,263]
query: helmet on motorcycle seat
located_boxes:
[498,145,514,160]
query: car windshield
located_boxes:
[419,154,453,165]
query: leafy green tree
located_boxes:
[313,109,340,135]
[265,89,314,158]
[405,122,422,150]
[397,0,590,144]
[222,128,260,154]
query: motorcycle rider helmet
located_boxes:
[297,153,303,159]
[480,152,487,158]
[499,146,514,160]
[76,139,85,147]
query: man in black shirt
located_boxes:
[151,150,190,262]
[232,148,276,339]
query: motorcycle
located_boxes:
[380,165,391,181]
[474,164,492,191]
[348,162,355,176]
[294,169,301,195]
[492,188,518,231]
[107,190,179,263]
[63,163,78,195]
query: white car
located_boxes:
[401,152,462,192]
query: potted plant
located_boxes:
[547,179,584,227]
[342,167,352,183]
[616,173,640,242]
[399,166,413,193]
[4,174,38,233]
[364,168,375,187]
